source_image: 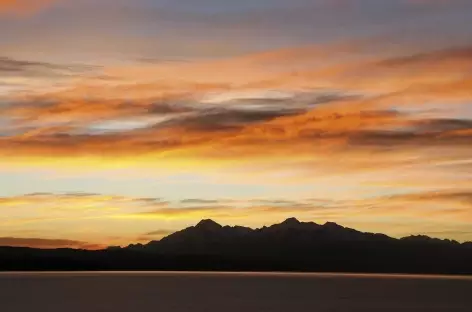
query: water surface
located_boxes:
[1,272,472,311]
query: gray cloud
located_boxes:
[169,108,304,131]
[144,229,174,236]
[0,56,97,78]
[376,46,472,68]
[347,117,472,149]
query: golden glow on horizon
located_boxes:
[1,190,472,249]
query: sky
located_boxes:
[1,0,472,249]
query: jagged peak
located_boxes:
[196,219,223,230]
[402,235,459,244]
[281,217,301,226]
[271,218,323,230]
[323,221,343,229]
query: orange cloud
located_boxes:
[1,97,470,175]
[0,0,57,15]
[0,42,471,182]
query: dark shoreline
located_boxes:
[2,271,472,279]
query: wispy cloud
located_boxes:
[0,56,94,76]
[0,237,103,249]
[0,42,470,191]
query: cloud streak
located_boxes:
[0,237,103,249]
[0,43,470,191]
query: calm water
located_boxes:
[1,272,472,311]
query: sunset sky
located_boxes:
[1,0,472,249]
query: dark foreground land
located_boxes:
[1,218,472,274]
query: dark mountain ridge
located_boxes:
[1,218,472,274]
[137,218,468,252]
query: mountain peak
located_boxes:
[323,221,343,229]
[281,217,301,226]
[401,235,459,245]
[195,219,222,231]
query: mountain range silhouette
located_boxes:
[1,218,472,274]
